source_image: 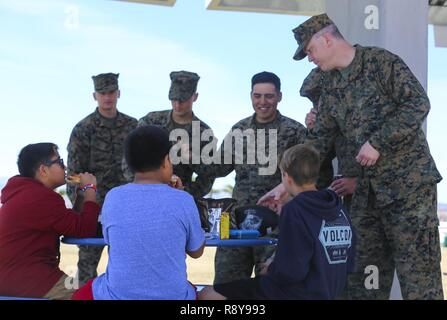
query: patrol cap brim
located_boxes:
[292,13,335,61]
[293,43,308,61]
[168,87,194,102]
[96,84,119,93]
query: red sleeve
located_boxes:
[32,191,100,237]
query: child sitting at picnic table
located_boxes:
[72,125,205,300]
[0,143,99,299]
[199,144,355,300]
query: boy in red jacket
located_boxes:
[0,143,100,299]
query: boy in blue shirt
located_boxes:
[73,125,205,300]
[199,144,355,300]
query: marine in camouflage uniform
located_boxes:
[293,14,443,299]
[211,72,307,284]
[300,68,335,190]
[300,67,362,208]
[301,67,363,300]
[123,71,216,199]
[67,73,137,285]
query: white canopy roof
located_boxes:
[116,0,447,47]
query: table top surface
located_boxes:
[61,236,278,247]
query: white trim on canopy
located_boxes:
[117,0,446,46]
[117,0,176,7]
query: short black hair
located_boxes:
[124,125,171,173]
[17,143,58,178]
[251,71,281,92]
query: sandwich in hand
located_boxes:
[170,175,179,187]
[66,174,81,185]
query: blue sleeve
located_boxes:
[268,204,314,284]
[101,193,111,245]
[183,195,205,252]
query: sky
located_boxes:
[0,0,446,202]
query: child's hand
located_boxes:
[258,255,275,275]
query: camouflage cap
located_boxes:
[92,73,119,93]
[300,68,323,105]
[292,13,334,61]
[169,71,200,102]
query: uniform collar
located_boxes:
[336,44,364,83]
[248,110,282,128]
[94,107,125,128]
[167,110,199,127]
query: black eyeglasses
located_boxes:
[45,157,65,168]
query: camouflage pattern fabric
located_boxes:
[301,68,362,218]
[306,45,443,299]
[214,245,277,284]
[126,110,216,199]
[300,67,362,190]
[169,71,200,102]
[92,73,119,93]
[347,183,442,300]
[316,153,335,189]
[67,107,137,284]
[76,245,106,285]
[299,66,323,105]
[212,111,307,284]
[292,13,334,61]
[300,68,335,189]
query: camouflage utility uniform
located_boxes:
[301,67,362,195]
[300,68,335,189]
[128,110,216,199]
[212,111,307,284]
[67,108,137,284]
[307,45,443,299]
[301,67,362,300]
